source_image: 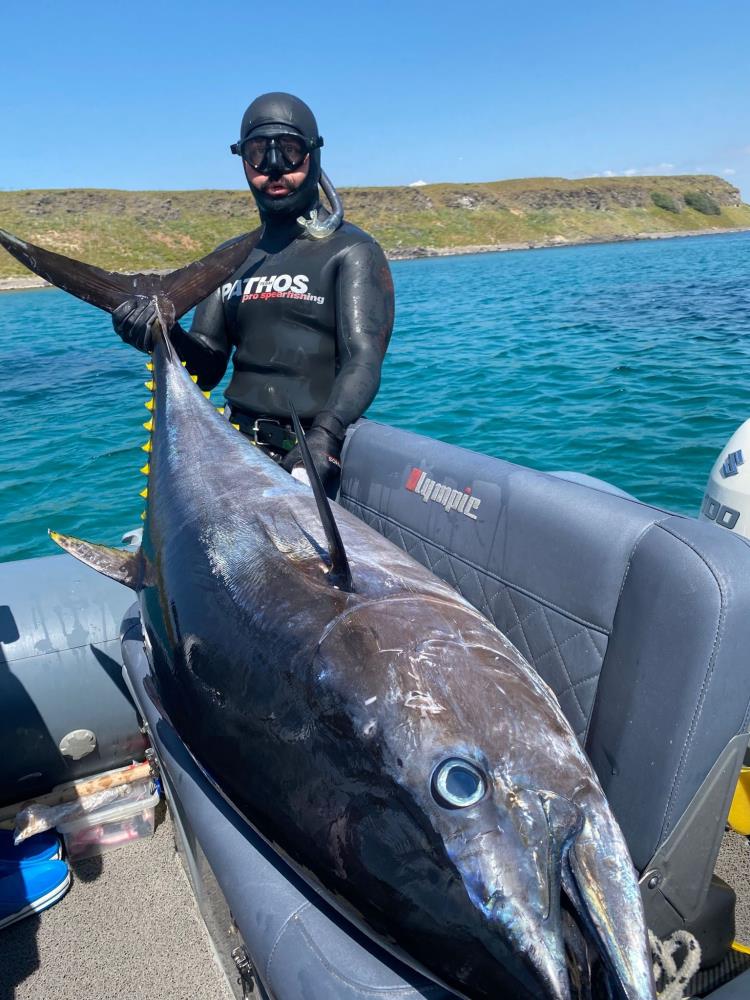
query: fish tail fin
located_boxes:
[288,402,353,593]
[0,228,138,313]
[49,530,144,590]
[159,235,258,318]
[0,227,260,327]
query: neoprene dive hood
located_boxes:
[236,92,323,222]
[233,92,344,237]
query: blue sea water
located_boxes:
[1,231,749,563]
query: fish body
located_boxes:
[0,229,656,1000]
[132,333,654,1000]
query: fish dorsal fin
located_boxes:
[0,228,261,326]
[49,530,144,590]
[289,403,353,593]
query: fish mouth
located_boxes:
[466,788,654,1000]
[484,858,613,1000]
[561,812,656,1000]
[491,881,588,1000]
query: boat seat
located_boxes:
[339,419,750,954]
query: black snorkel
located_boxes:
[299,170,344,239]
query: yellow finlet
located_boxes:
[202,390,211,399]
[140,511,147,521]
[190,374,199,384]
[143,418,154,432]
[139,487,148,499]
[231,422,240,430]
[140,463,150,475]
[144,380,155,391]
[145,361,154,371]
[216,407,225,415]
[181,361,187,367]
[141,440,152,453]
[144,398,154,411]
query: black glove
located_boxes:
[112,296,160,353]
[281,426,342,498]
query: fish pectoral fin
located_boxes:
[288,401,353,593]
[49,530,144,590]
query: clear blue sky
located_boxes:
[2,0,749,197]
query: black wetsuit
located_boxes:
[113,92,394,495]
[171,216,395,443]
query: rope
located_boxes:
[649,929,702,1000]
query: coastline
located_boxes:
[0,275,56,292]
[2,225,749,292]
[385,225,750,262]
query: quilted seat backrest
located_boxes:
[339,420,750,869]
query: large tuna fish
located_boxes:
[1,230,656,1000]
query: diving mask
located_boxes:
[231,132,323,175]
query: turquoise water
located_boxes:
[1,231,749,563]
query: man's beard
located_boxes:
[249,153,321,220]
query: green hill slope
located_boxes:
[1,175,748,280]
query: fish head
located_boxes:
[388,638,582,998]
[316,595,655,1000]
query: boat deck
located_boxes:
[0,805,233,1000]
[716,829,750,945]
[0,802,748,1000]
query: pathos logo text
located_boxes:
[220,274,325,306]
[405,468,481,519]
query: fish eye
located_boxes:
[431,758,486,809]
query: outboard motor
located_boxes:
[699,419,750,538]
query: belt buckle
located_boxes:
[252,417,281,447]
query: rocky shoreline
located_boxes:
[385,225,750,261]
[0,275,55,292]
[2,225,749,292]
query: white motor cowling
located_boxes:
[699,419,750,538]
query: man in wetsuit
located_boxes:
[112,92,394,497]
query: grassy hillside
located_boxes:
[1,175,748,280]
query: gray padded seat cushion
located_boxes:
[339,420,750,870]
[121,618,453,1000]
